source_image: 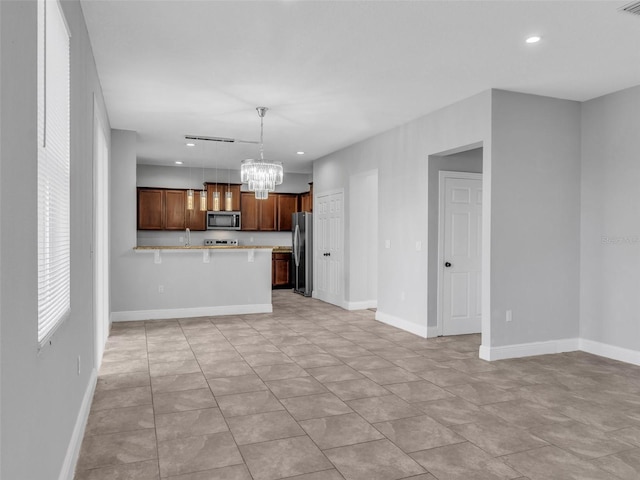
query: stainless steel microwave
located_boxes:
[206,211,241,230]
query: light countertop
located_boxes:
[134,245,292,252]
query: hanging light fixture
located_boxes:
[241,107,283,200]
[186,162,194,210]
[199,152,207,211]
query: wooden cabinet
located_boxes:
[138,189,164,230]
[138,188,206,230]
[164,189,186,230]
[206,183,241,212]
[241,192,277,231]
[138,188,186,230]
[300,183,313,212]
[277,194,298,232]
[187,190,206,231]
[272,252,291,288]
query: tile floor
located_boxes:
[75,290,640,480]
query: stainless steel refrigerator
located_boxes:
[292,212,313,296]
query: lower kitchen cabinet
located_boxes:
[272,252,292,288]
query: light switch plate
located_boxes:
[385,240,391,249]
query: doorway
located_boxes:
[427,147,483,337]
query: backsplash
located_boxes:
[137,230,292,247]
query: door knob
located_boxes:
[444,262,452,267]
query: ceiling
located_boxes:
[80,0,640,173]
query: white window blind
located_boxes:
[37,0,71,345]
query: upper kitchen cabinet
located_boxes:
[277,194,298,232]
[138,188,205,230]
[186,190,206,231]
[241,192,277,231]
[206,183,241,211]
[300,183,313,212]
[138,188,164,230]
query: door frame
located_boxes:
[93,95,109,369]
[436,171,483,336]
[313,188,345,306]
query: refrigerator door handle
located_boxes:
[293,224,301,267]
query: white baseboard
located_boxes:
[59,368,97,480]
[344,300,377,311]
[579,338,640,366]
[427,326,439,338]
[111,303,272,322]
[375,310,427,338]
[479,338,579,361]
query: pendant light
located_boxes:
[212,144,220,211]
[199,150,207,211]
[240,107,283,200]
[225,147,233,211]
[186,163,194,210]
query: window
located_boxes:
[37,0,71,346]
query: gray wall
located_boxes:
[314,91,491,333]
[427,149,483,327]
[580,85,640,351]
[489,90,581,347]
[0,1,110,477]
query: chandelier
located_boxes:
[241,107,283,200]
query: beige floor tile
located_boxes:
[592,448,640,480]
[152,388,216,414]
[266,376,328,398]
[74,459,159,480]
[151,372,208,394]
[253,363,309,381]
[451,420,548,456]
[343,355,395,371]
[85,405,154,436]
[416,367,476,387]
[207,374,267,396]
[98,358,149,376]
[90,386,152,412]
[503,445,614,480]
[163,464,252,480]
[76,429,157,470]
[292,353,344,368]
[530,421,633,459]
[240,436,333,480]
[281,392,353,420]
[200,360,254,379]
[280,470,345,480]
[385,381,454,403]
[481,399,572,429]
[155,407,228,441]
[194,349,244,364]
[243,352,294,367]
[374,415,464,453]
[347,394,422,423]
[279,344,328,356]
[444,382,518,405]
[157,431,243,477]
[95,371,150,391]
[299,412,384,449]
[149,360,201,378]
[607,426,640,447]
[306,365,364,383]
[147,349,195,364]
[324,378,391,401]
[216,390,285,417]
[411,441,520,480]
[360,367,422,385]
[227,410,304,445]
[390,356,440,372]
[325,439,425,480]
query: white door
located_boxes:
[438,172,482,336]
[315,191,344,306]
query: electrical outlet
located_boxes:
[385,240,391,249]
[178,236,184,243]
[77,356,81,375]
[158,285,164,293]
[416,241,422,251]
[506,309,513,322]
[401,291,406,301]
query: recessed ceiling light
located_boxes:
[525,35,542,44]
[186,142,195,147]
[296,151,305,155]
[175,161,183,165]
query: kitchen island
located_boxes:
[110,246,278,322]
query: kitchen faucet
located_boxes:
[185,228,191,247]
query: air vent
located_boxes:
[620,1,640,16]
